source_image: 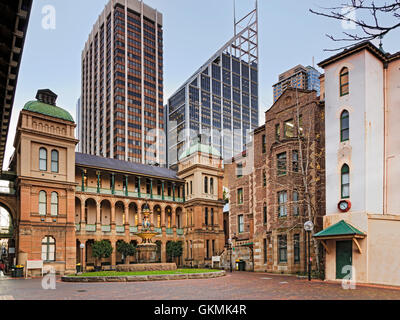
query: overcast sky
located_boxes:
[4,0,399,169]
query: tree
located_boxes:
[92,240,113,268]
[310,0,400,51]
[265,89,326,277]
[116,241,136,264]
[166,241,183,264]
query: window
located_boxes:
[298,115,304,136]
[204,177,208,194]
[41,236,55,262]
[206,240,210,259]
[205,208,209,225]
[278,235,287,263]
[210,178,214,194]
[263,171,267,187]
[39,148,47,171]
[190,181,193,194]
[212,240,215,256]
[341,164,350,199]
[340,110,350,142]
[262,135,266,153]
[293,191,300,216]
[294,234,300,263]
[275,124,281,141]
[39,191,47,216]
[277,152,287,176]
[211,208,214,226]
[278,191,288,217]
[263,238,268,264]
[51,150,59,173]
[340,67,349,96]
[263,204,267,225]
[292,150,299,173]
[51,192,58,216]
[284,119,294,138]
[238,215,244,233]
[237,163,243,178]
[237,188,244,205]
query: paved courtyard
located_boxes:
[1,272,400,300]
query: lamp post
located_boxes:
[80,243,85,272]
[304,221,314,281]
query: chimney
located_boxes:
[36,89,58,106]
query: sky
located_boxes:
[4,0,399,170]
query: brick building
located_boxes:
[3,90,225,275]
[225,88,325,274]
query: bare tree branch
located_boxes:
[310,0,400,51]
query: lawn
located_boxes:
[69,269,221,277]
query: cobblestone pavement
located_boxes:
[1,272,400,300]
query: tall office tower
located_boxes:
[273,65,321,103]
[80,0,164,165]
[167,4,259,168]
[76,97,82,152]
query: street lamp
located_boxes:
[304,221,314,281]
[80,243,85,272]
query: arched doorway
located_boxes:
[0,204,15,274]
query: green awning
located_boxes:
[314,220,366,240]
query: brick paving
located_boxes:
[0,272,400,300]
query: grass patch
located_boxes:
[69,269,221,277]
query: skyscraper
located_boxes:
[80,0,164,165]
[167,4,259,168]
[272,65,321,103]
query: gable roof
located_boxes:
[75,153,181,181]
[318,41,395,69]
[314,220,366,239]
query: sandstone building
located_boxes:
[2,89,225,275]
[225,88,325,274]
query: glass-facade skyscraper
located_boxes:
[167,6,259,168]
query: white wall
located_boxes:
[324,50,384,216]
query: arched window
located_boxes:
[41,236,56,262]
[340,67,349,96]
[39,191,47,216]
[210,178,214,195]
[205,208,209,225]
[51,192,58,216]
[340,110,350,142]
[204,177,208,194]
[341,164,350,199]
[39,148,47,171]
[51,150,59,173]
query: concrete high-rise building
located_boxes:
[273,65,321,103]
[167,4,259,168]
[80,0,164,166]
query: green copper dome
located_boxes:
[23,100,74,122]
[178,143,221,161]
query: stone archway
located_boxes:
[0,200,17,274]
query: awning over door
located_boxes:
[314,220,366,254]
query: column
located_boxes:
[97,171,101,193]
[150,179,153,199]
[161,206,166,229]
[82,241,86,272]
[96,201,101,231]
[183,184,185,202]
[111,173,115,195]
[138,176,141,198]
[124,203,129,234]
[161,241,167,263]
[111,241,117,267]
[111,202,116,232]
[162,180,165,200]
[172,208,176,228]
[81,170,85,192]
[80,201,86,224]
[125,175,129,196]
[172,183,176,202]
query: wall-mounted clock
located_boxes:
[338,200,351,213]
